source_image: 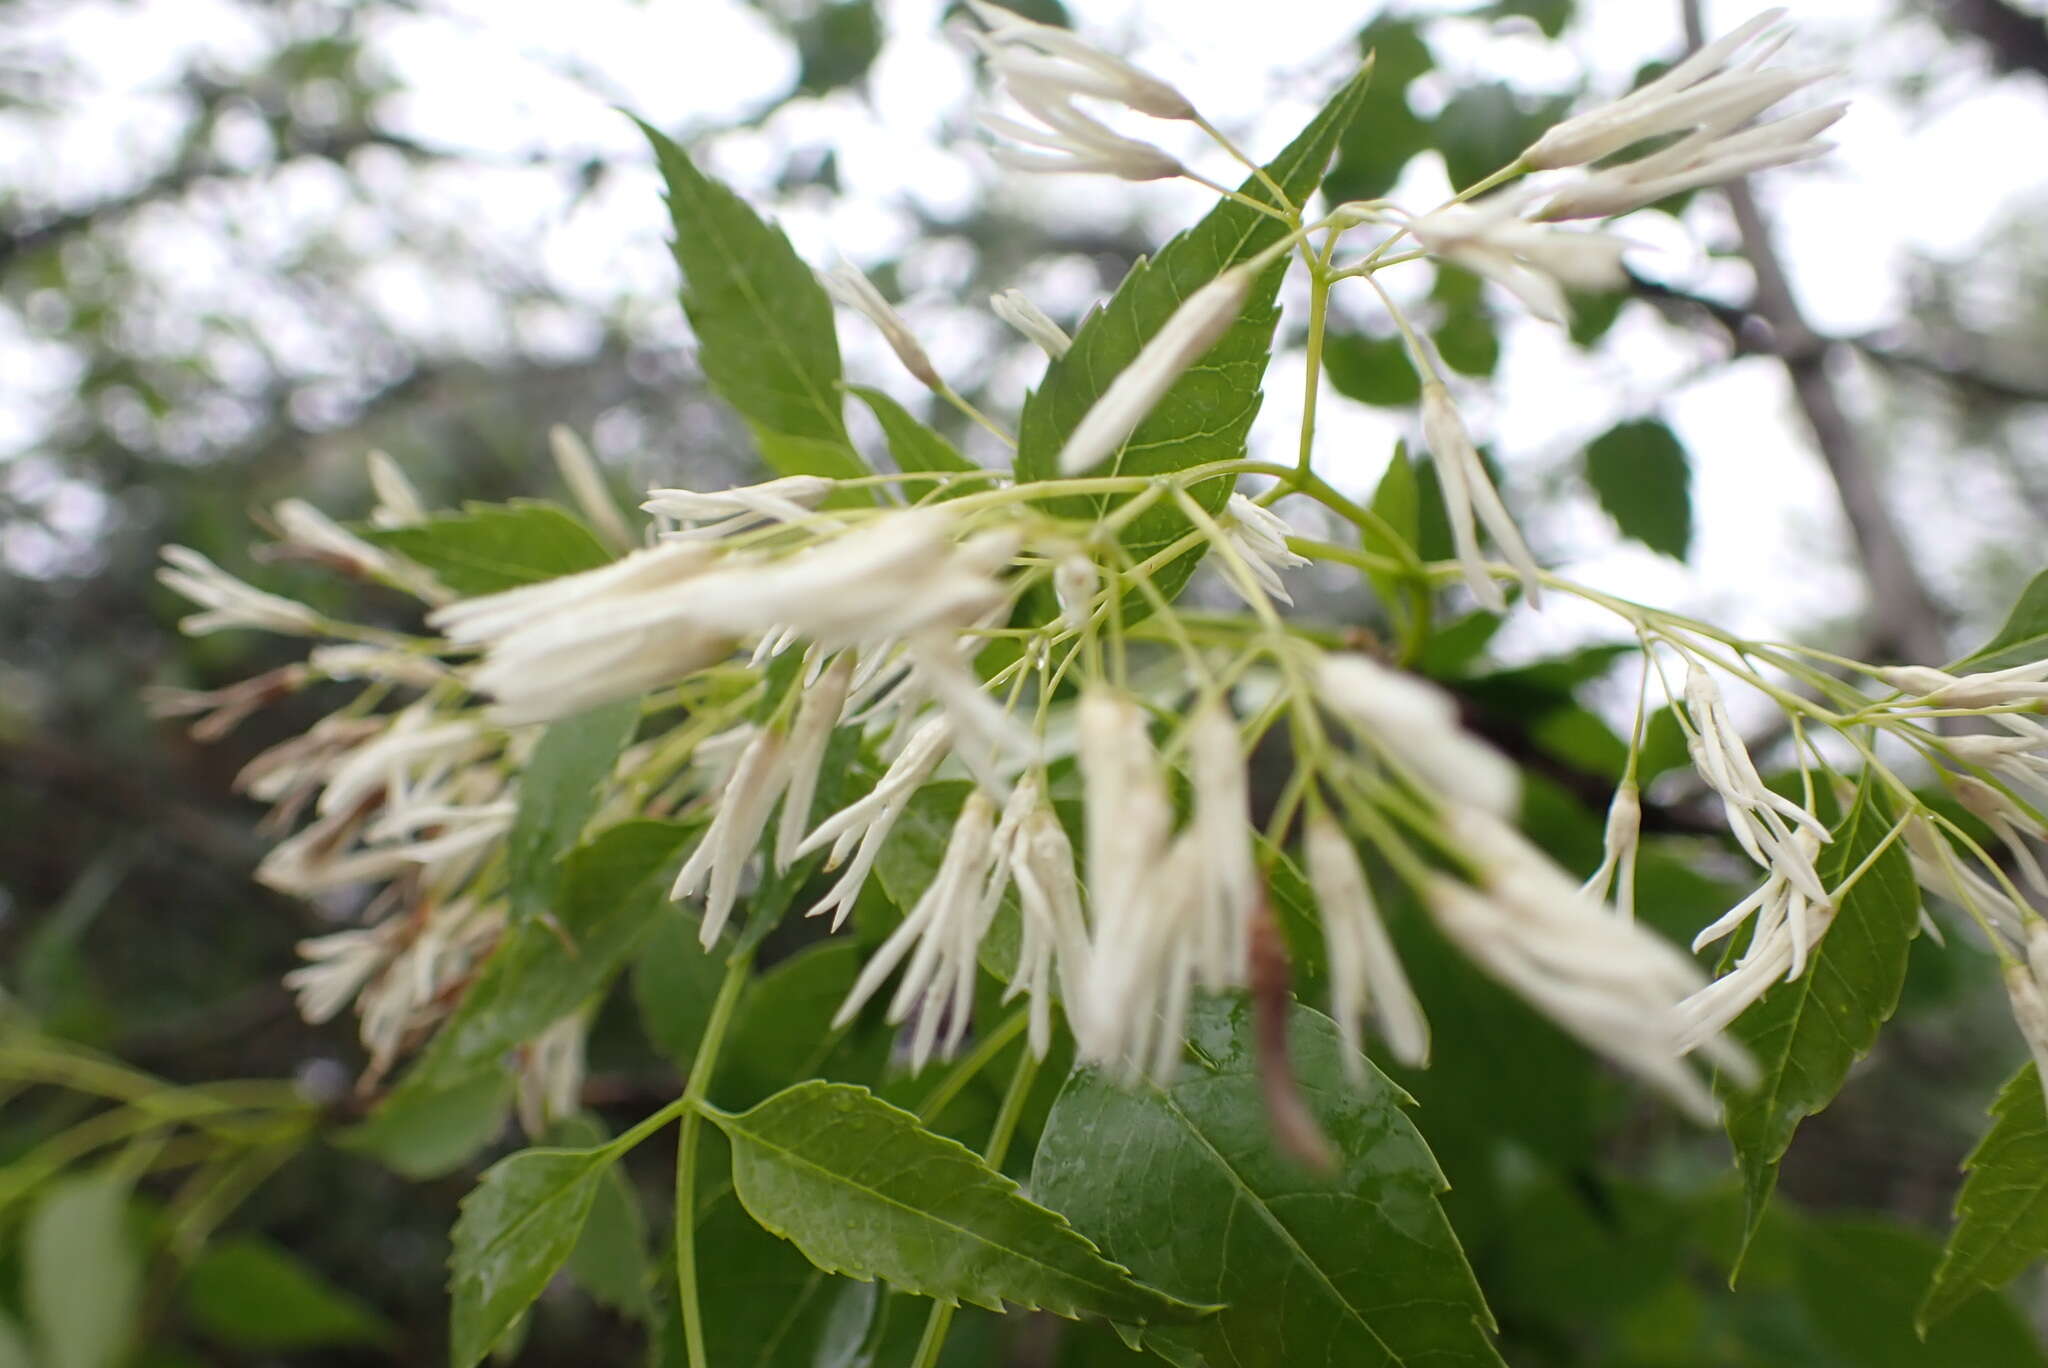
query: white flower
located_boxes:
[821,263,940,390]
[1903,815,2028,945]
[1217,494,1309,607]
[550,426,636,552]
[2003,921,2048,1088]
[965,1,1195,122]
[1073,689,1175,1075]
[1948,733,2048,811]
[980,87,1185,181]
[145,665,308,741]
[1304,812,1429,1072]
[431,540,725,725]
[642,475,835,540]
[308,645,450,689]
[834,790,1000,1071]
[1957,777,2048,897]
[158,546,326,637]
[800,717,956,929]
[257,804,511,896]
[1058,266,1255,475]
[271,498,452,603]
[1409,197,1631,326]
[991,288,1072,359]
[1053,554,1097,631]
[1187,702,1256,991]
[902,633,1034,792]
[285,925,398,1025]
[1581,782,1642,920]
[366,450,427,528]
[1880,662,2048,710]
[314,707,497,821]
[774,653,856,870]
[1680,664,1831,903]
[1430,807,1753,1122]
[1538,103,1843,221]
[1691,826,1827,974]
[1006,789,1091,1058]
[672,727,787,946]
[1419,382,1543,612]
[1313,652,1521,818]
[516,1012,590,1138]
[350,899,503,1079]
[1523,9,1828,171]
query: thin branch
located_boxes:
[1923,0,2048,80]
[1679,0,1951,666]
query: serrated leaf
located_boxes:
[1031,995,1505,1367]
[703,1081,1205,1326]
[1585,418,1693,559]
[847,384,978,486]
[504,699,638,926]
[366,501,611,596]
[25,1170,141,1368]
[1014,65,1375,600]
[351,821,692,1174]
[449,1143,618,1368]
[1923,1065,2048,1331]
[656,1130,881,1368]
[549,1115,654,1320]
[182,1236,394,1351]
[639,119,868,485]
[1718,777,1920,1264]
[1953,570,2048,673]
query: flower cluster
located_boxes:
[150,6,2048,1140]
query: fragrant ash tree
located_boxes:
[101,4,2048,1363]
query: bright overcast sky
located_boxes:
[8,0,2047,659]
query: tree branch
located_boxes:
[1678,1,1952,665]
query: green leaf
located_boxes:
[1432,267,1499,377]
[1434,82,1563,190]
[182,1236,394,1351]
[549,1116,654,1320]
[659,1130,882,1368]
[702,1081,1204,1325]
[1718,776,1920,1264]
[1799,1217,2046,1367]
[0,1313,31,1368]
[1032,995,1504,1367]
[718,940,895,1109]
[1923,1065,2048,1331]
[634,906,728,1069]
[1585,418,1693,559]
[847,384,978,484]
[337,1069,513,1181]
[449,1143,619,1368]
[353,821,692,1174]
[504,699,639,925]
[1323,331,1421,407]
[25,1170,141,1368]
[639,120,868,484]
[1953,570,2048,672]
[367,500,612,596]
[1014,65,1376,599]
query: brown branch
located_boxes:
[1678,1,1951,665]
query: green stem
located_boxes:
[675,952,754,1368]
[1296,235,1338,480]
[909,1042,1044,1368]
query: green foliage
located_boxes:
[352,821,693,1175]
[181,1236,394,1351]
[634,908,729,1068]
[1326,19,1433,203]
[367,500,613,596]
[338,1070,516,1181]
[1798,1218,2046,1367]
[549,1116,656,1321]
[1322,330,1421,408]
[1433,267,1500,377]
[1719,778,1921,1261]
[449,1142,620,1368]
[1924,1065,2048,1331]
[24,1170,141,1368]
[846,384,979,490]
[505,700,640,925]
[1434,82,1564,190]
[717,940,895,1109]
[1014,65,1376,598]
[1585,418,1693,559]
[640,120,871,485]
[704,1081,1204,1325]
[1032,996,1504,1367]
[1953,568,2048,671]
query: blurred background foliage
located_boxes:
[5,0,2048,1362]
